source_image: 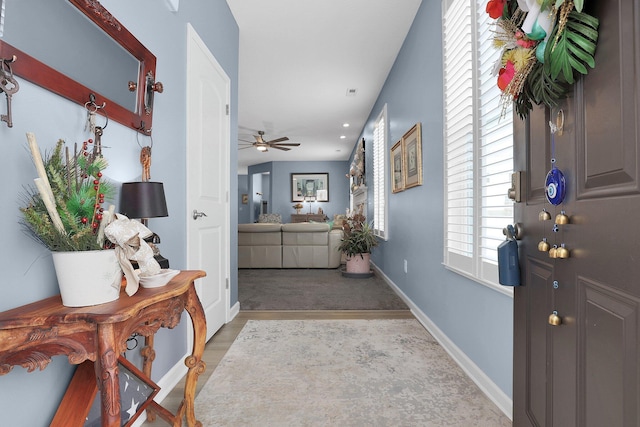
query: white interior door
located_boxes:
[186,23,229,341]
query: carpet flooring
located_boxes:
[194,319,511,426]
[238,268,410,310]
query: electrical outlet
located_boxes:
[403,259,408,273]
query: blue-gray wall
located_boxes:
[246,161,350,224]
[0,1,239,425]
[357,1,513,397]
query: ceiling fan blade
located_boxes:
[239,145,256,150]
[270,143,300,147]
[265,136,289,144]
[270,145,291,151]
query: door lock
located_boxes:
[508,171,523,202]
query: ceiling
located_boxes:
[226,0,423,174]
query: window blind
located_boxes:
[443,0,514,289]
[372,106,387,239]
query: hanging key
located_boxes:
[0,73,19,128]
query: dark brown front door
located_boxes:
[513,1,640,425]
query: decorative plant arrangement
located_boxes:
[338,212,378,259]
[20,133,115,252]
[292,203,304,214]
[487,0,599,118]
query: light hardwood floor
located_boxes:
[141,310,414,426]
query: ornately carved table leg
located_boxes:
[176,282,207,427]
[96,323,121,427]
[141,334,157,422]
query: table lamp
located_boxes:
[304,194,316,214]
[119,181,170,268]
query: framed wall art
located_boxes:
[84,358,160,427]
[390,139,404,193]
[291,173,329,202]
[402,123,423,189]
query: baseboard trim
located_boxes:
[371,263,513,420]
[229,300,240,321]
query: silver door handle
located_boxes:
[193,210,208,220]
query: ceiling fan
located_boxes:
[239,130,300,152]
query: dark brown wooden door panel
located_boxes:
[514,2,640,425]
[515,258,554,426]
[527,106,551,203]
[580,278,639,426]
[577,0,640,198]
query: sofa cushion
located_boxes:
[238,223,282,233]
[238,223,282,247]
[281,223,330,233]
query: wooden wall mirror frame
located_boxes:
[0,0,157,134]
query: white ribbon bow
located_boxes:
[104,214,161,296]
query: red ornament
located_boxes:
[96,214,103,221]
[97,172,103,178]
[81,217,88,224]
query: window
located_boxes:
[443,0,514,290]
[372,105,388,239]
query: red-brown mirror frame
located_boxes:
[0,0,156,134]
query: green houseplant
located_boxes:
[20,133,121,307]
[338,212,378,274]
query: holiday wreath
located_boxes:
[487,0,599,119]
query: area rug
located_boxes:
[194,319,510,426]
[238,269,409,310]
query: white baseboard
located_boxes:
[371,263,513,420]
[229,300,240,321]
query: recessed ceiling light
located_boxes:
[340,135,346,139]
[342,123,350,128]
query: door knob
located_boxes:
[192,210,208,220]
[548,311,562,326]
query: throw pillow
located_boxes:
[258,213,282,224]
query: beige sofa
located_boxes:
[238,222,342,268]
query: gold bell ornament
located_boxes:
[539,209,552,221]
[548,311,562,326]
[538,238,550,252]
[556,243,570,259]
[555,210,569,225]
[549,245,558,258]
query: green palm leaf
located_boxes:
[527,62,571,108]
[546,10,599,84]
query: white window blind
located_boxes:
[372,106,387,239]
[443,0,514,289]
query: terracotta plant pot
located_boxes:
[345,253,371,274]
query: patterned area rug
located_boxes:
[238,269,409,310]
[195,319,511,426]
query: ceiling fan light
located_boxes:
[256,145,267,152]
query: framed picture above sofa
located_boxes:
[291,173,329,202]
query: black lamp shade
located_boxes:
[120,182,168,219]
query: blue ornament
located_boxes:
[545,167,566,205]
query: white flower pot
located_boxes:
[51,249,122,307]
[345,253,371,274]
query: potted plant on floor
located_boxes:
[338,212,378,274]
[20,133,121,307]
